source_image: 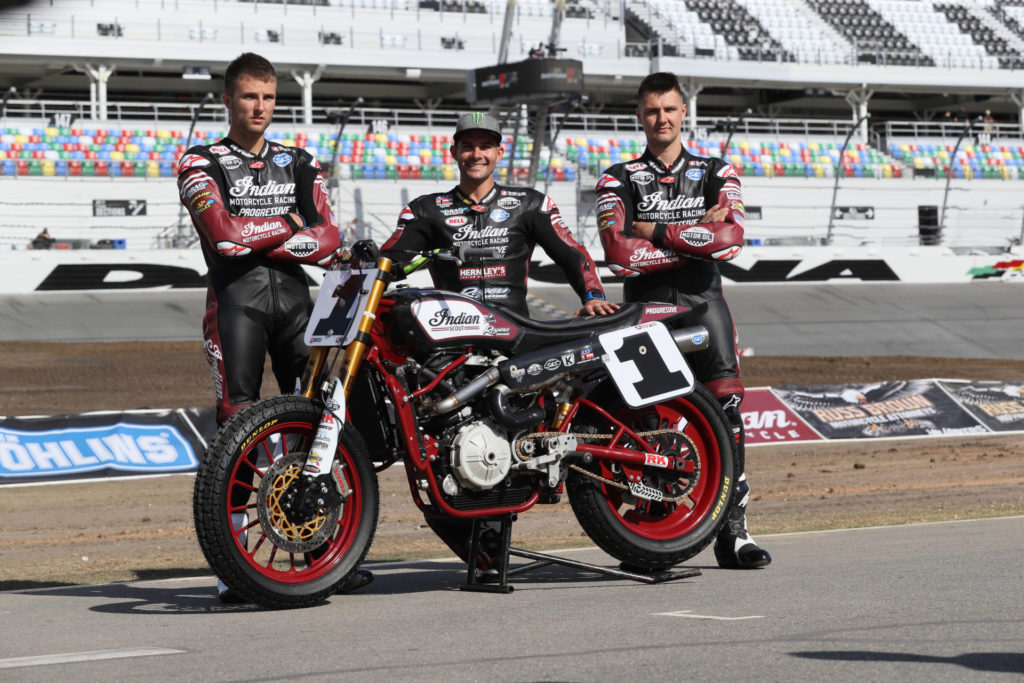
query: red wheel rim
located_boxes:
[598,398,723,541]
[225,420,364,583]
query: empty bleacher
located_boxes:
[736,0,852,65]
[936,2,1024,69]
[803,0,934,66]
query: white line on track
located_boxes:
[655,610,765,621]
[0,647,184,670]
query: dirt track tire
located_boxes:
[193,395,378,609]
[567,382,738,571]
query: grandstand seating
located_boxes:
[6,123,1024,182]
[737,0,852,64]
[791,0,934,66]
[887,140,1024,180]
[871,0,1000,70]
[680,0,790,62]
[936,2,1023,69]
[989,1,1024,43]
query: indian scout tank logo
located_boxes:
[411,298,515,340]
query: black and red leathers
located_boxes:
[178,138,340,423]
[597,147,745,399]
[381,184,603,315]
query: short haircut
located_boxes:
[224,52,276,95]
[637,72,683,104]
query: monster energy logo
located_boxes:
[471,112,486,124]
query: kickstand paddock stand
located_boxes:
[459,514,701,594]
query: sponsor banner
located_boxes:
[741,388,822,445]
[771,380,988,439]
[92,199,147,217]
[3,247,1024,293]
[937,380,1024,432]
[0,408,215,484]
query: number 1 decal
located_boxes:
[598,322,695,407]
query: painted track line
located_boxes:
[0,647,184,670]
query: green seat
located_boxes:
[350,163,362,179]
[385,165,397,179]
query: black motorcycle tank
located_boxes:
[389,289,524,353]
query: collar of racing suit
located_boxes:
[224,137,271,160]
[640,145,692,177]
[453,184,500,209]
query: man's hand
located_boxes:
[700,204,728,223]
[576,299,621,317]
[631,221,655,240]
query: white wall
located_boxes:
[3,174,1023,252]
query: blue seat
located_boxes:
[1,160,15,175]
[159,161,173,176]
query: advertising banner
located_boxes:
[0,409,211,484]
[741,388,823,445]
[771,379,988,439]
[937,380,1024,432]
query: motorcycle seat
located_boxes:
[497,303,645,353]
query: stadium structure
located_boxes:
[2,0,1024,263]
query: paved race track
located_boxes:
[3,282,1023,680]
[2,282,1023,359]
[2,517,1022,681]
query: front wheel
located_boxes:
[567,382,737,571]
[193,395,379,609]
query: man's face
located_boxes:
[451,130,504,183]
[637,89,686,147]
[224,74,276,138]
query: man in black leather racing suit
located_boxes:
[597,72,771,569]
[381,112,618,577]
[177,52,371,601]
[381,114,615,318]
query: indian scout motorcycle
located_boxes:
[193,240,739,608]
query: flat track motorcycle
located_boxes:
[193,240,739,608]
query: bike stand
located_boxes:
[459,514,701,594]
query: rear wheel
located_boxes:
[567,382,737,571]
[193,395,378,609]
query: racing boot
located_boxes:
[217,512,249,603]
[713,474,771,569]
[335,568,374,593]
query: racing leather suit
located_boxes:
[380,184,604,316]
[177,137,341,424]
[381,183,605,571]
[597,146,757,531]
[596,147,745,400]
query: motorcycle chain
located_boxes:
[516,430,700,505]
